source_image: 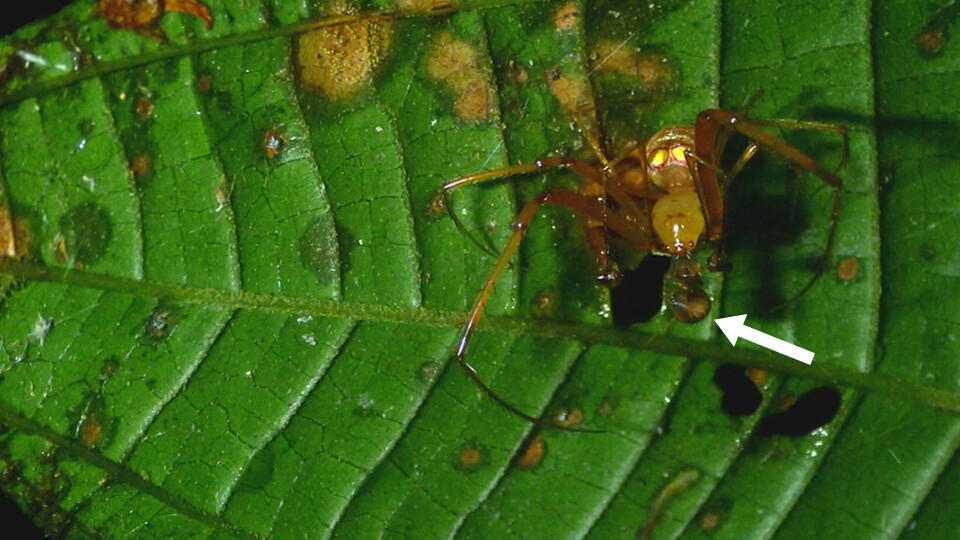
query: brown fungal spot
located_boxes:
[296,3,393,99]
[554,407,583,428]
[419,361,439,381]
[590,42,671,86]
[79,415,102,448]
[508,59,527,83]
[135,98,153,118]
[196,74,212,93]
[457,443,485,471]
[129,154,151,179]
[51,234,68,264]
[554,3,580,31]
[96,0,212,30]
[698,504,727,532]
[544,68,591,116]
[533,289,557,318]
[596,395,616,416]
[916,27,945,56]
[263,128,285,159]
[745,367,767,387]
[836,256,858,281]
[700,511,719,531]
[426,32,491,122]
[146,308,172,339]
[426,191,446,218]
[514,434,545,470]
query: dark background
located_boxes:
[3,2,73,537]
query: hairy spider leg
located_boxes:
[694,110,847,301]
[453,188,655,430]
[441,156,602,259]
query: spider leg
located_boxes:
[455,188,654,431]
[743,117,849,171]
[695,109,846,302]
[441,156,602,258]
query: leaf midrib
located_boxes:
[2,259,955,419]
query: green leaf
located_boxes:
[0,0,957,538]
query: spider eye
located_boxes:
[671,146,688,164]
[649,149,668,168]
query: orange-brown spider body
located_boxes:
[441,92,847,429]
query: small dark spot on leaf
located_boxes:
[533,289,558,318]
[836,256,858,281]
[216,90,232,110]
[100,358,119,382]
[456,443,485,472]
[920,243,936,261]
[353,393,375,416]
[129,153,151,179]
[263,127,284,159]
[196,73,212,92]
[698,500,729,532]
[595,395,617,417]
[759,387,841,436]
[418,361,439,382]
[77,120,96,136]
[554,407,583,428]
[145,307,176,339]
[135,97,153,118]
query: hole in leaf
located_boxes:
[611,254,670,326]
[713,365,762,417]
[759,387,841,436]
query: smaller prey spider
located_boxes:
[441,91,848,430]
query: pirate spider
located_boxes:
[441,91,848,429]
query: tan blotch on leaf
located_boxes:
[426,32,491,122]
[545,68,592,116]
[296,3,393,99]
[591,41,670,85]
[554,3,580,30]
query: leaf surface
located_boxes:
[0,0,957,538]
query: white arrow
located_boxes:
[714,314,815,365]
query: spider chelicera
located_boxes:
[440,90,848,430]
